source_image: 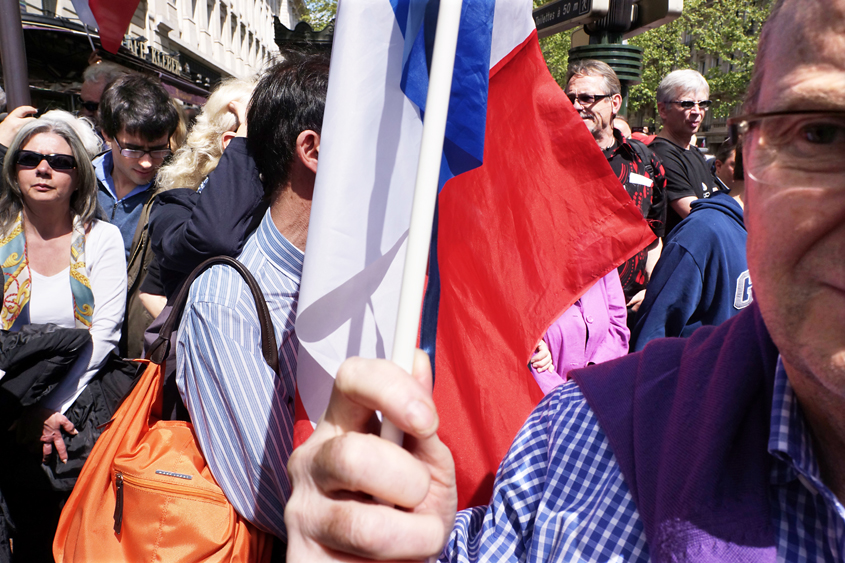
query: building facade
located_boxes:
[11,0,304,110]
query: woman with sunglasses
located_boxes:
[0,112,126,561]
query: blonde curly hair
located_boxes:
[156,77,257,192]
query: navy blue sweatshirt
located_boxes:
[631,190,751,351]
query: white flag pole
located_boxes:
[381,0,464,446]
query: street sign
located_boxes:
[624,0,683,38]
[534,0,610,38]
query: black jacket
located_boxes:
[147,137,268,300]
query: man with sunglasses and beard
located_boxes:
[651,69,717,235]
[564,60,667,324]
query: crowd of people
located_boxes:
[0,0,842,559]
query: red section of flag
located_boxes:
[293,386,315,447]
[433,32,653,509]
[89,0,141,53]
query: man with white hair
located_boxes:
[78,61,129,126]
[282,0,845,560]
[651,69,717,234]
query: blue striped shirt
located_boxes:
[441,359,844,562]
[176,209,302,541]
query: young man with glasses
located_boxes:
[564,60,667,324]
[282,0,845,560]
[94,73,178,357]
[651,69,717,234]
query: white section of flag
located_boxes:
[70,0,98,28]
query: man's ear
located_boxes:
[611,93,623,115]
[221,130,237,151]
[656,102,668,121]
[296,130,320,174]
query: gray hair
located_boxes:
[82,60,129,87]
[0,85,5,112]
[656,69,709,103]
[0,117,99,235]
[41,110,103,158]
[566,59,622,96]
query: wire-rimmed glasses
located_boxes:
[728,110,845,188]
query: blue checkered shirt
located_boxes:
[440,359,845,561]
[177,209,302,541]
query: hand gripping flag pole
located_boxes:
[381,0,463,446]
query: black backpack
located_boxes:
[626,138,656,177]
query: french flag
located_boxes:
[294,0,653,509]
[70,0,140,53]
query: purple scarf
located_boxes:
[573,301,780,562]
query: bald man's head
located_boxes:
[746,0,845,112]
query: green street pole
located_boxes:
[568,0,642,117]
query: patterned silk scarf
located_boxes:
[1,212,95,330]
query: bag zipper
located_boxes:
[113,471,228,534]
[113,473,124,534]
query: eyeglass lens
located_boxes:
[676,100,712,109]
[743,112,845,188]
[16,150,76,170]
[114,139,171,159]
[76,96,99,112]
[567,94,608,105]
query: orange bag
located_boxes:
[54,257,277,563]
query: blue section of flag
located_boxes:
[420,200,441,378]
[390,0,494,189]
[390,0,496,378]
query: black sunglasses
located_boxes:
[76,96,99,113]
[669,100,713,110]
[16,150,77,171]
[567,93,612,106]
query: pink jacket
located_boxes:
[531,269,629,394]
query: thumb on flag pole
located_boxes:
[381,0,463,448]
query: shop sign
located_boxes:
[124,37,182,75]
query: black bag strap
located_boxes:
[146,256,279,374]
[627,138,656,177]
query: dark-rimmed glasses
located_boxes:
[728,109,845,188]
[15,150,77,171]
[112,138,171,160]
[668,100,712,110]
[567,93,612,106]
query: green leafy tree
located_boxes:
[539,30,575,85]
[534,0,773,119]
[301,0,337,30]
[629,0,774,118]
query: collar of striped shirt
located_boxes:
[252,208,304,281]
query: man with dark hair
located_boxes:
[630,139,749,350]
[94,73,178,357]
[565,60,667,322]
[176,54,329,546]
[283,0,845,560]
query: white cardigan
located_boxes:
[33,220,127,413]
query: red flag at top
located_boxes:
[71,0,141,53]
[429,31,654,509]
